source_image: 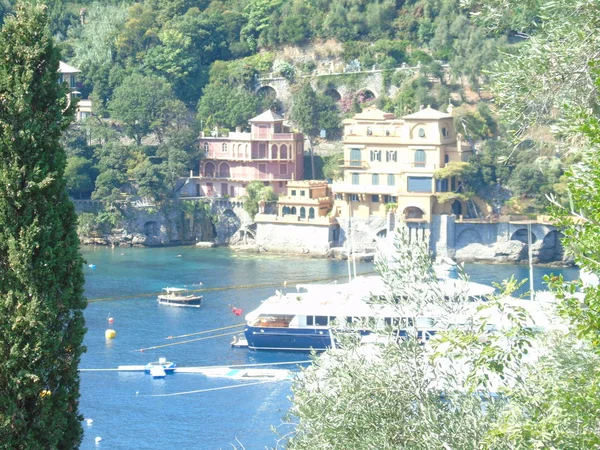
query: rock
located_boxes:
[195,242,216,248]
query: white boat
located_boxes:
[145,357,176,375]
[240,276,495,352]
[157,287,202,308]
[150,365,167,378]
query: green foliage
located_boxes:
[453,103,499,142]
[240,0,282,51]
[0,3,87,446]
[109,73,185,145]
[196,82,259,130]
[322,151,344,181]
[65,155,95,199]
[242,180,277,219]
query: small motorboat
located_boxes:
[145,357,176,375]
[158,287,202,308]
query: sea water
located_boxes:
[78,246,579,450]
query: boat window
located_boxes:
[252,315,294,328]
[345,317,353,324]
[329,316,337,324]
[315,316,328,326]
[306,316,314,326]
[384,317,401,327]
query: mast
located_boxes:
[528,222,535,301]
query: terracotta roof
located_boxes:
[402,106,452,120]
[249,110,284,122]
[58,61,81,74]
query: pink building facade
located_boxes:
[190,111,304,198]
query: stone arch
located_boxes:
[538,230,564,263]
[511,228,537,244]
[324,88,341,102]
[457,228,482,247]
[218,162,230,178]
[410,123,428,139]
[403,206,425,220]
[256,85,277,98]
[204,161,215,177]
[359,89,376,102]
[144,221,159,237]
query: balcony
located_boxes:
[341,160,370,169]
[331,183,399,195]
[251,132,303,140]
[344,135,400,145]
[204,152,295,162]
[198,173,295,181]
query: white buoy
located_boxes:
[86,418,93,426]
[95,436,102,444]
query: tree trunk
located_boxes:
[308,136,315,180]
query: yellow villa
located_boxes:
[331,105,472,223]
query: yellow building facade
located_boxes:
[331,106,472,223]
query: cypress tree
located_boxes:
[0,3,87,448]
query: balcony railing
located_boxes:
[341,160,370,169]
[251,132,302,140]
[200,173,294,181]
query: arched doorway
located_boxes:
[218,162,230,178]
[451,200,462,216]
[204,162,215,177]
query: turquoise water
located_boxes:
[79,246,579,449]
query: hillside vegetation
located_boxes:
[0,0,568,227]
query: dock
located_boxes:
[111,365,292,380]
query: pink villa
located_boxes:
[190,110,304,198]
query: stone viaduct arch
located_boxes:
[255,66,417,111]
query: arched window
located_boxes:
[414,149,426,167]
[238,144,243,157]
[308,207,315,219]
[222,143,227,152]
[387,174,395,186]
[218,163,230,178]
[444,154,449,164]
[372,174,379,185]
[291,206,297,215]
[203,142,209,153]
[204,162,215,177]
[271,144,278,159]
[418,128,425,138]
[282,206,291,215]
[300,207,306,219]
[280,144,288,159]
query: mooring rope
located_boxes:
[145,379,286,397]
[136,330,241,352]
[165,323,244,340]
